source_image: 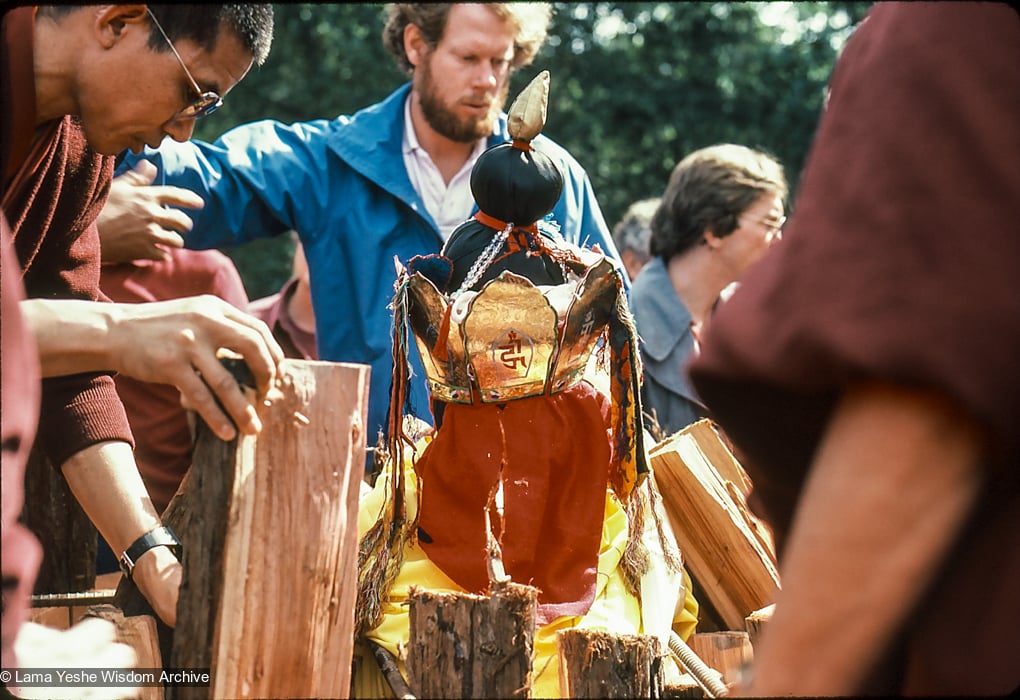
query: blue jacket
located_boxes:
[630,257,707,437]
[124,83,621,442]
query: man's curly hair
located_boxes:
[382,3,551,77]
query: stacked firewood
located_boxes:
[650,419,780,694]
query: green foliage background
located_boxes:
[192,2,873,299]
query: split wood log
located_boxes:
[21,447,96,594]
[667,632,728,698]
[687,632,752,687]
[649,420,780,631]
[682,425,752,498]
[115,358,370,699]
[407,582,538,698]
[663,676,705,698]
[662,678,705,699]
[84,604,164,700]
[29,588,117,630]
[112,370,250,686]
[169,418,245,689]
[557,629,663,698]
[210,359,368,699]
[29,606,75,630]
[744,604,774,655]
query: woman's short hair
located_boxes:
[650,144,788,261]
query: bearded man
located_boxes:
[119,3,622,449]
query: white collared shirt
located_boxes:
[401,97,488,241]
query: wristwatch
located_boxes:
[119,525,182,580]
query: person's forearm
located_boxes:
[60,441,161,555]
[744,382,984,696]
[20,299,126,377]
[60,441,181,626]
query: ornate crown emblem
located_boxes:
[402,250,619,404]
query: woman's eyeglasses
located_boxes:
[741,214,787,241]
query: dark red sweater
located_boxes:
[2,7,133,467]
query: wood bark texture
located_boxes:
[406,582,538,699]
[22,447,96,594]
[557,628,663,698]
[662,678,705,698]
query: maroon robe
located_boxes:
[2,7,133,469]
[689,3,1020,695]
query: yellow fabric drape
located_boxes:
[353,452,699,698]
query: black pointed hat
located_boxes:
[443,71,566,292]
[469,70,563,225]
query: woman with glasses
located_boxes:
[630,143,787,439]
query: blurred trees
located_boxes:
[193,2,872,298]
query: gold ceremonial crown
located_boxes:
[403,249,621,404]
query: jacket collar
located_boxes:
[632,257,694,362]
[631,258,705,405]
[326,83,507,231]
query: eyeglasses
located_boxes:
[741,214,787,241]
[146,8,222,121]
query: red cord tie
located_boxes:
[473,211,544,255]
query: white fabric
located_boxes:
[401,98,487,241]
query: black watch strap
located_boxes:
[119,525,182,579]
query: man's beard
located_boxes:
[417,57,509,143]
